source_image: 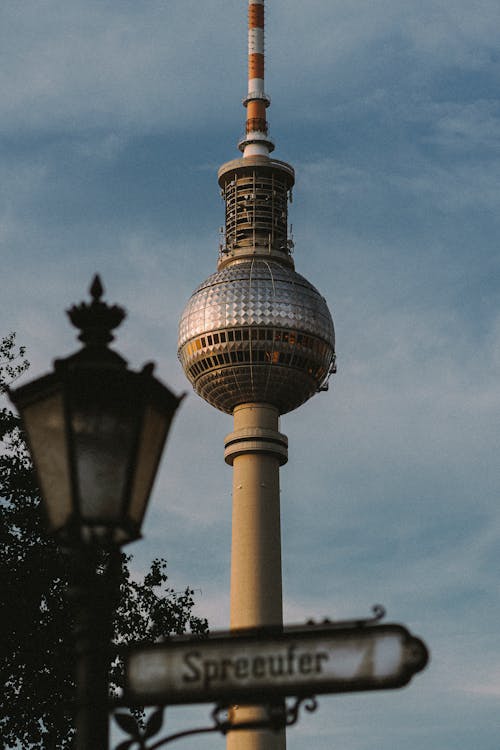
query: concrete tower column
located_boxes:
[224,403,287,750]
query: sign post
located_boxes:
[123,622,428,707]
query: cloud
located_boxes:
[425,100,500,152]
[0,0,243,136]
[466,677,500,697]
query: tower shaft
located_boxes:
[225,403,286,628]
[225,403,287,750]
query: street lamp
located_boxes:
[9,276,184,750]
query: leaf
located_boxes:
[144,708,164,739]
[114,712,140,737]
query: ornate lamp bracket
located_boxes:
[113,696,318,749]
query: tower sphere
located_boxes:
[178,258,335,415]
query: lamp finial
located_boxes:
[67,276,126,347]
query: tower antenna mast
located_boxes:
[240,0,274,157]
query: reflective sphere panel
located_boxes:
[178,260,335,414]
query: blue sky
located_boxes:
[2,0,500,748]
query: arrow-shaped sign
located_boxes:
[123,622,429,706]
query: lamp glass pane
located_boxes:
[70,374,138,522]
[128,405,169,525]
[22,392,72,531]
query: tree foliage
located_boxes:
[0,334,207,749]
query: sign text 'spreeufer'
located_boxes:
[124,623,429,706]
[182,643,330,689]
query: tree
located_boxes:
[0,334,207,749]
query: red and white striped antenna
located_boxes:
[238,0,274,157]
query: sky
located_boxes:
[1,0,500,748]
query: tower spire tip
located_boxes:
[239,0,274,156]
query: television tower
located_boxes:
[178,2,336,748]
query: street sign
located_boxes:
[123,622,429,706]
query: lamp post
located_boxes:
[9,276,184,750]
